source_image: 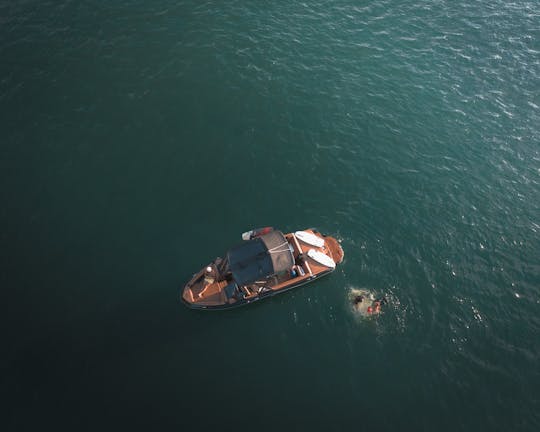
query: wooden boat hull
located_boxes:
[181,229,344,311]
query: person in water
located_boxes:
[353,294,388,315]
[365,297,387,314]
[352,294,366,314]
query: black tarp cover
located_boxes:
[227,230,294,285]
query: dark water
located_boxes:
[2,1,540,430]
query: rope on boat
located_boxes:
[267,241,292,254]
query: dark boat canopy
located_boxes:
[227,230,294,285]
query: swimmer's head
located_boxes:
[353,295,364,305]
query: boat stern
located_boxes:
[324,235,344,264]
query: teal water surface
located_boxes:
[2,1,540,430]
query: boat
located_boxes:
[181,228,344,310]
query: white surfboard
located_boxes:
[307,249,336,268]
[295,231,325,248]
